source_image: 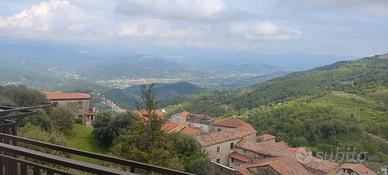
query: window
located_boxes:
[231,158,234,163]
[216,159,220,163]
[230,142,234,150]
[217,128,222,132]
[217,146,220,153]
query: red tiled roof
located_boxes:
[230,152,252,163]
[196,124,256,147]
[44,92,90,100]
[179,111,190,117]
[341,163,377,175]
[238,156,313,175]
[257,134,275,142]
[195,118,256,147]
[161,122,199,136]
[235,139,290,157]
[161,122,178,132]
[214,118,250,128]
[180,127,199,136]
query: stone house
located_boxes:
[43,91,96,126]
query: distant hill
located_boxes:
[78,57,197,81]
[178,54,388,165]
[104,82,205,108]
[183,54,388,113]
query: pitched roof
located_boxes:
[238,156,313,175]
[44,92,90,100]
[341,163,377,175]
[302,157,337,174]
[230,152,252,163]
[180,127,199,136]
[214,118,250,128]
[257,134,276,142]
[161,122,179,132]
[161,122,199,136]
[179,111,190,117]
[235,139,290,157]
[195,122,256,147]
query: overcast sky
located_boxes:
[0,0,387,56]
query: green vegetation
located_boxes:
[93,84,212,174]
[177,55,388,166]
[104,81,205,109]
[92,112,135,147]
[67,124,106,153]
[0,85,47,106]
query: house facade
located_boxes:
[43,91,96,126]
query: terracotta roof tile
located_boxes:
[44,92,90,100]
[180,127,199,136]
[161,122,178,132]
[230,152,252,163]
[341,163,377,175]
[179,111,190,117]
[214,118,250,128]
[238,156,313,175]
[257,134,275,142]
[235,139,290,157]
[196,125,256,147]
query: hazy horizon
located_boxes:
[0,0,387,60]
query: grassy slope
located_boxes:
[67,124,106,153]
[67,124,107,163]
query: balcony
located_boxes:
[0,106,193,175]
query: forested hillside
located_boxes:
[105,82,204,108]
[178,54,388,167]
[182,54,388,114]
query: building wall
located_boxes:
[203,139,240,166]
[169,115,186,123]
[213,125,233,132]
[191,122,211,133]
[229,158,247,168]
[234,147,265,161]
[53,99,90,120]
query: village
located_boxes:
[42,90,376,175]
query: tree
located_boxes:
[20,109,54,132]
[0,85,47,106]
[18,123,67,156]
[92,112,135,147]
[186,157,215,175]
[49,108,75,135]
[111,84,213,172]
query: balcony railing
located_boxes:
[0,106,193,175]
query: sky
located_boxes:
[0,0,387,57]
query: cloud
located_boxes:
[117,19,192,39]
[298,0,388,16]
[230,21,302,41]
[0,0,112,40]
[0,0,302,49]
[115,0,243,21]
